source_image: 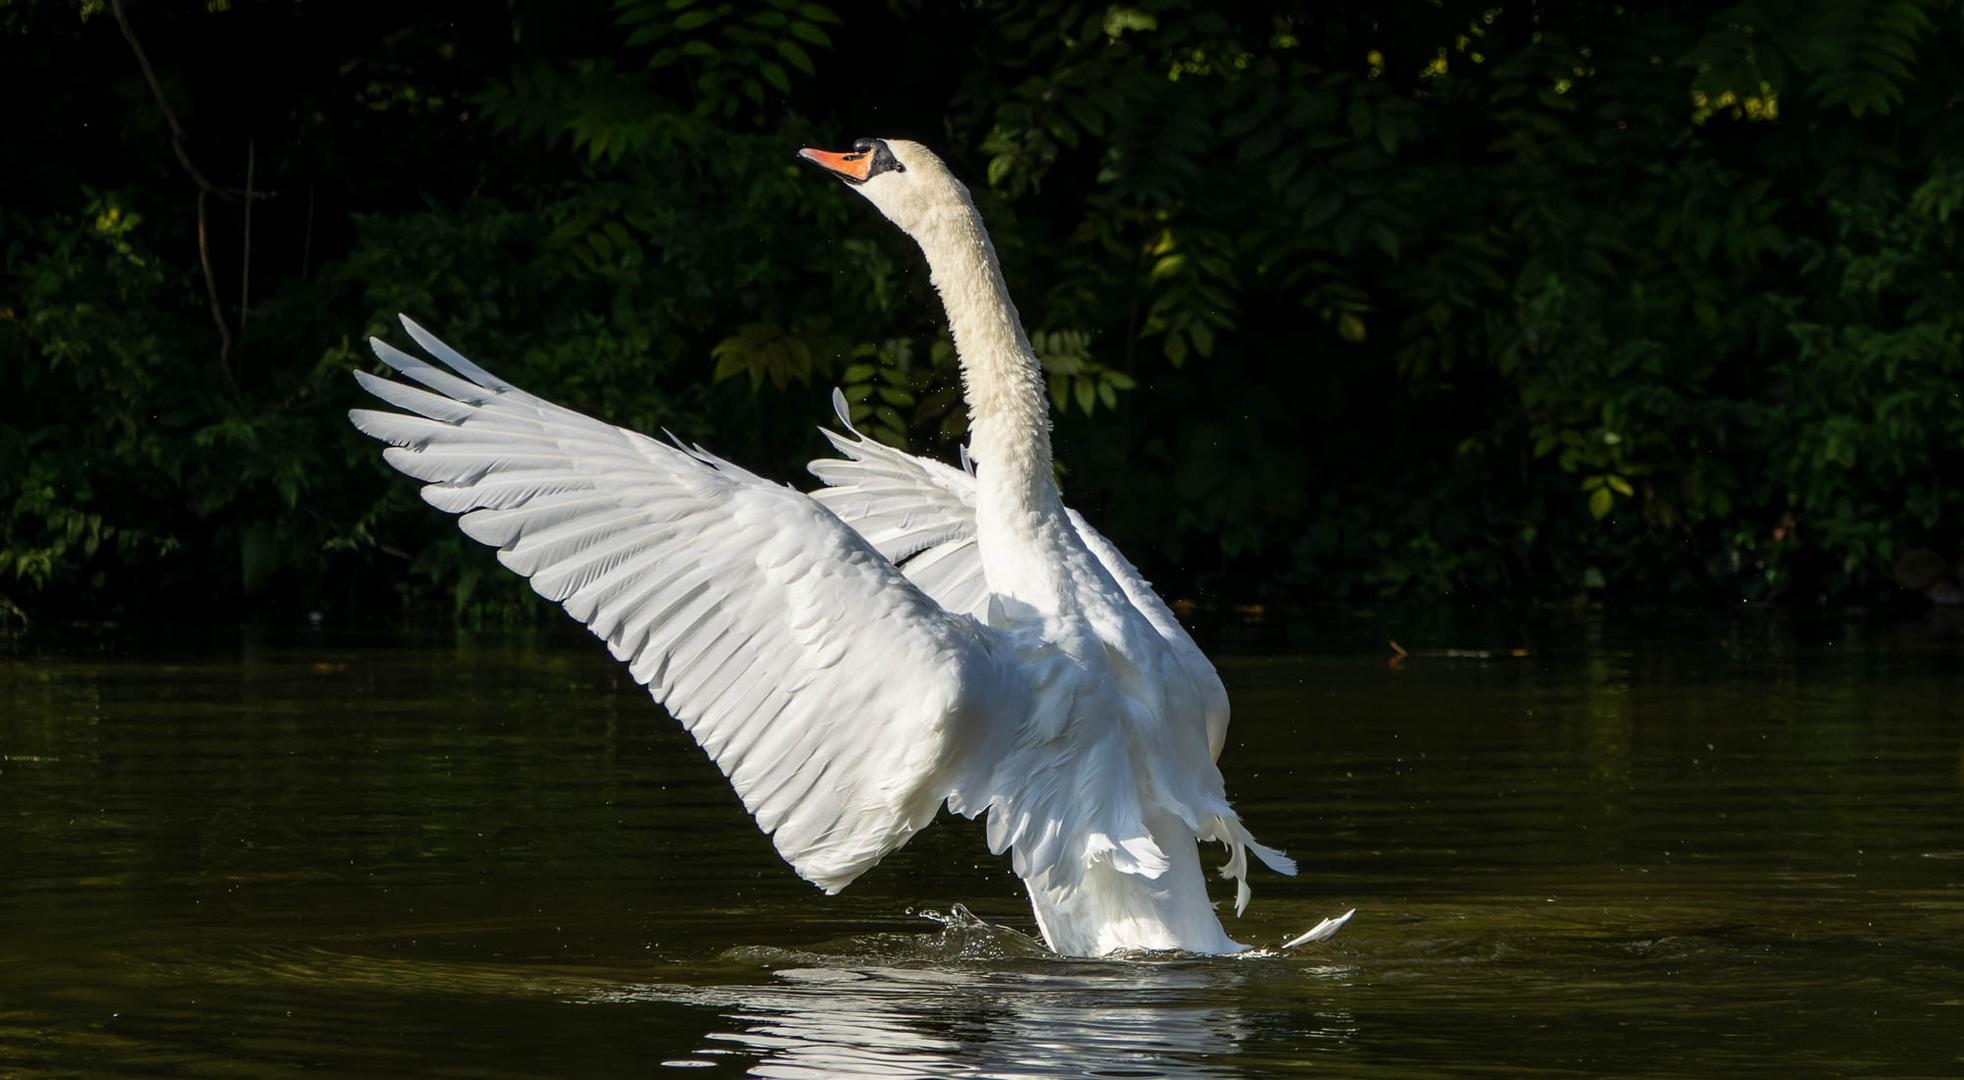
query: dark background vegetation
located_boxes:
[4,0,1962,624]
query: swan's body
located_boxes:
[349,138,1299,956]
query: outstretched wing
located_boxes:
[807,400,1233,759]
[807,391,992,619]
[349,317,1019,892]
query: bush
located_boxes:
[5,0,1961,619]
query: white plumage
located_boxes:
[349,138,1310,956]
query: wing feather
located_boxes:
[351,317,1020,892]
[805,400,991,617]
[806,399,1230,755]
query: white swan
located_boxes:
[348,138,1315,956]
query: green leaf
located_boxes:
[1165,332,1189,367]
[1063,96,1105,136]
[1346,94,1373,140]
[1299,189,1343,230]
[1238,129,1281,162]
[1188,320,1215,357]
[788,21,831,47]
[775,39,815,75]
[1150,253,1187,281]
[1222,110,1262,140]
[1588,487,1614,520]
[1368,222,1400,260]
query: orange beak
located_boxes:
[798,146,874,184]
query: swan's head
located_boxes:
[798,138,970,236]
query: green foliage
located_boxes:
[6,0,1964,619]
[1,192,338,612]
[616,0,839,110]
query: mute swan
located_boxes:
[348,137,1328,956]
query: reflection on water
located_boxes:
[595,911,1348,1078]
[643,967,1263,1078]
[2,615,1961,1075]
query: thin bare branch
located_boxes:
[197,189,235,385]
[109,0,272,203]
[240,139,254,331]
[113,0,250,387]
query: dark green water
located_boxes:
[3,618,1961,1076]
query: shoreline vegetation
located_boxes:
[5,1,1962,624]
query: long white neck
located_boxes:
[913,204,1052,493]
[910,201,1075,615]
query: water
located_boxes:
[2,617,1961,1076]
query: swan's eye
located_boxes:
[861,140,906,179]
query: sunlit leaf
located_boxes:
[1588,487,1614,520]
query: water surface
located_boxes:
[2,617,1961,1075]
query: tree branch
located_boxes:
[240,139,254,331]
[197,189,235,382]
[111,0,252,387]
[109,0,256,200]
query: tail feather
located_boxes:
[1212,816,1293,916]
